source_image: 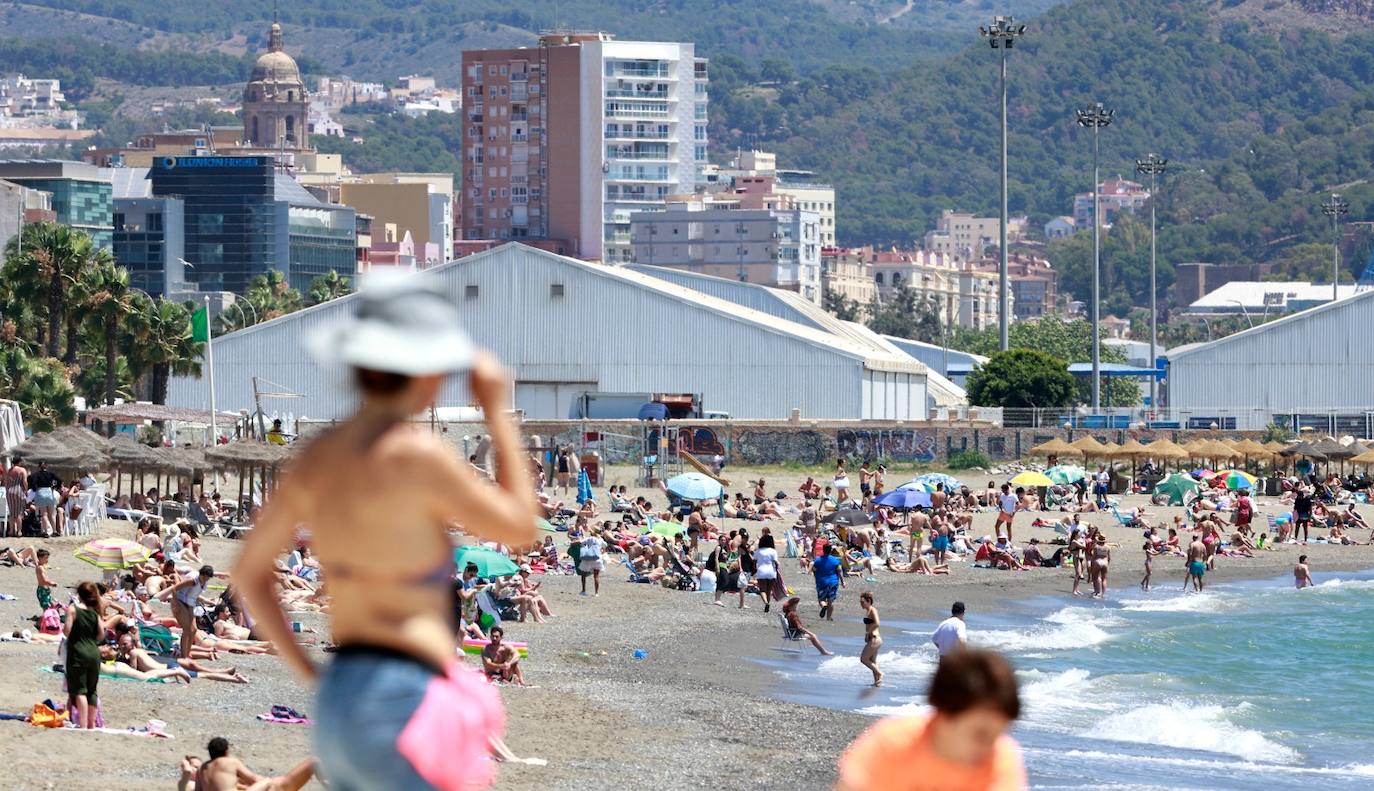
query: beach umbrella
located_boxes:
[1189,468,1215,479]
[1009,470,1053,487]
[1215,470,1257,491]
[576,468,593,504]
[665,472,724,501]
[452,546,519,578]
[1154,473,1200,505]
[1044,465,1087,485]
[1028,437,1082,459]
[1114,438,1150,457]
[874,488,933,510]
[1311,438,1356,460]
[1143,439,1189,470]
[11,433,81,467]
[74,538,152,570]
[639,521,685,539]
[1181,439,1208,458]
[901,473,964,491]
[1201,440,1240,463]
[49,426,111,460]
[822,509,873,527]
[1352,448,1374,466]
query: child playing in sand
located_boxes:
[1295,555,1314,589]
[34,548,54,610]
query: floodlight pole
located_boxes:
[1136,153,1167,412]
[1320,193,1349,302]
[981,16,1025,351]
[1076,102,1113,409]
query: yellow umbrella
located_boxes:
[1009,470,1054,487]
[1145,439,1189,460]
[1182,439,1208,457]
[1114,438,1150,457]
[1028,437,1083,459]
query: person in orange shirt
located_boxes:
[836,648,1026,791]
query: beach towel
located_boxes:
[40,666,170,684]
[257,705,313,725]
[139,624,175,655]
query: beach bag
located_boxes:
[140,624,175,655]
[29,702,66,728]
[580,538,601,560]
[39,607,62,635]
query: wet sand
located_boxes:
[0,464,1369,789]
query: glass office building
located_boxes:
[113,197,185,295]
[148,156,354,294]
[0,160,114,249]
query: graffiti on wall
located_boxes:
[734,431,832,465]
[836,430,938,463]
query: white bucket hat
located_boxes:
[308,275,475,376]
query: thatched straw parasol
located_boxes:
[1310,437,1357,460]
[49,426,111,458]
[1352,448,1374,466]
[1071,436,1109,459]
[1028,437,1082,458]
[205,441,292,518]
[107,436,161,498]
[12,433,82,467]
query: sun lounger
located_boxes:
[621,556,650,583]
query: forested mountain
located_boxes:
[7,0,1374,312]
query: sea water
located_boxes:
[761,570,1374,789]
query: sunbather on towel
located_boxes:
[181,737,314,791]
[115,633,247,683]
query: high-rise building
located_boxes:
[924,209,1027,260]
[0,160,113,249]
[1072,176,1149,229]
[0,178,53,262]
[460,33,707,262]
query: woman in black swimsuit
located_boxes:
[859,590,883,687]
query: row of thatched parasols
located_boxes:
[7,425,292,514]
[1028,434,1374,475]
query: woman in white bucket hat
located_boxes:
[233,275,537,790]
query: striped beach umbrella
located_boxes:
[74,538,153,570]
[1045,465,1087,485]
[1216,470,1257,491]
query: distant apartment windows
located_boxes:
[695,145,707,162]
[500,188,508,198]
[468,87,478,97]
[489,189,497,200]
[694,125,706,141]
[467,65,482,78]
[875,273,884,285]
[695,104,707,120]
[499,65,507,75]
[499,86,507,96]
[487,167,496,178]
[488,66,497,75]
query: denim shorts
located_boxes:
[314,647,443,790]
[33,488,57,509]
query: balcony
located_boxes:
[605,103,671,119]
[604,128,671,140]
[605,88,670,100]
[510,72,528,82]
[606,64,671,79]
[511,134,528,143]
[510,112,528,122]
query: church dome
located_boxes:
[248,23,302,86]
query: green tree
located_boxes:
[866,284,943,343]
[0,345,76,431]
[80,257,140,406]
[307,270,352,306]
[246,270,303,320]
[966,349,1076,409]
[822,287,861,322]
[1,222,89,358]
[950,316,1142,406]
[126,297,202,405]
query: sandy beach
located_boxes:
[1,463,1369,789]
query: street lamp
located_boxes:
[1135,153,1166,411]
[1320,193,1349,302]
[980,15,1026,352]
[1076,102,1114,410]
[223,299,258,331]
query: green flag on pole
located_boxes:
[191,306,210,343]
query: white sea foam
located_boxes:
[816,649,935,681]
[1117,590,1231,613]
[974,607,1116,652]
[1087,703,1302,764]
[1058,749,1374,778]
[858,701,930,718]
[1311,578,1374,592]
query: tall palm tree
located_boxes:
[247,269,303,319]
[128,297,202,404]
[1,222,86,357]
[80,257,140,405]
[308,269,352,306]
[1,349,76,431]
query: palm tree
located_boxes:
[80,257,140,405]
[308,270,352,306]
[0,347,76,431]
[1,222,87,357]
[247,269,303,319]
[128,297,202,404]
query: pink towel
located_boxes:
[396,660,505,791]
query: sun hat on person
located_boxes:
[518,563,531,574]
[308,274,475,376]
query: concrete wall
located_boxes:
[299,417,1275,467]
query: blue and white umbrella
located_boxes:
[665,472,724,501]
[899,473,964,492]
[874,488,933,510]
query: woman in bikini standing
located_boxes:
[234,278,537,791]
[859,591,883,687]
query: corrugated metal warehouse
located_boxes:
[1165,289,1374,428]
[169,244,929,420]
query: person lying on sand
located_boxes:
[114,632,248,683]
[180,737,315,791]
[884,554,950,575]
